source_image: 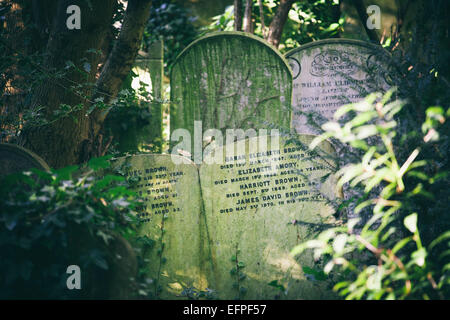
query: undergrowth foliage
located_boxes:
[292,90,449,299]
[0,156,146,299]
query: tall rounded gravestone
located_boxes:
[285,39,394,135]
[170,31,293,144]
[0,143,50,177]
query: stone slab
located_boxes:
[170,31,292,143]
[285,39,393,135]
[199,135,339,299]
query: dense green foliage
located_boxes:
[207,0,341,52]
[287,0,450,300]
[0,156,146,299]
[292,91,449,299]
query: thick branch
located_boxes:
[92,0,152,124]
[266,0,295,48]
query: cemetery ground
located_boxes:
[0,0,449,302]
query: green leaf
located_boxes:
[404,213,418,233]
[333,234,348,254]
[268,280,285,291]
[429,231,450,250]
[88,155,113,170]
[411,248,427,267]
[53,165,79,180]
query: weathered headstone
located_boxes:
[111,154,211,299]
[200,135,339,299]
[0,143,50,177]
[285,39,393,135]
[170,31,292,144]
[114,134,339,299]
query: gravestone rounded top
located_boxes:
[0,143,50,177]
[285,39,394,135]
[286,38,390,62]
[170,31,293,141]
[172,31,292,76]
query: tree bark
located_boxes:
[351,0,380,43]
[89,0,153,160]
[234,0,243,31]
[258,0,267,39]
[19,0,152,168]
[266,0,295,48]
[243,0,253,33]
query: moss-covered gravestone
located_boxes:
[285,39,393,135]
[111,154,209,299]
[170,32,292,142]
[0,143,50,177]
[115,134,339,299]
[200,135,339,299]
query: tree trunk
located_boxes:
[258,0,267,39]
[234,0,243,31]
[89,0,153,160]
[19,0,152,168]
[243,0,253,33]
[266,0,295,48]
[351,0,380,43]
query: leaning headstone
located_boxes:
[285,39,393,135]
[170,31,292,145]
[200,135,339,299]
[0,143,50,177]
[111,154,210,299]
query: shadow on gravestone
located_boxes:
[170,31,293,147]
[0,143,50,177]
[285,39,394,136]
[200,135,340,299]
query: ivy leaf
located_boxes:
[53,165,79,180]
[88,155,113,170]
[268,280,285,291]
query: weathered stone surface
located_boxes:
[285,39,392,135]
[111,154,211,299]
[200,135,339,299]
[0,143,50,177]
[170,31,292,143]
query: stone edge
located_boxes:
[170,31,293,79]
[285,38,392,60]
[0,143,51,172]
